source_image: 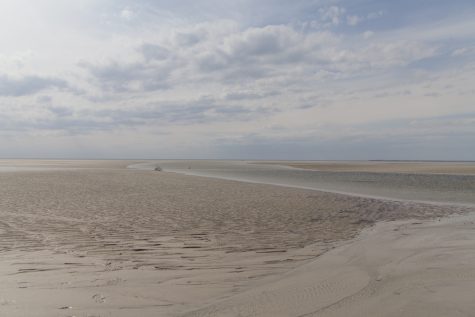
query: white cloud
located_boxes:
[347,15,362,26]
[367,10,384,20]
[363,31,375,39]
[319,6,346,26]
[120,7,135,20]
[0,0,474,159]
[451,47,474,56]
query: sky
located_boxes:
[0,0,474,160]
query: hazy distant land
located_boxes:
[0,160,474,316]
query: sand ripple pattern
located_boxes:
[0,168,472,316]
[0,170,468,261]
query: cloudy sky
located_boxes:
[0,0,474,160]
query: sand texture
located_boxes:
[183,213,475,317]
[0,162,473,316]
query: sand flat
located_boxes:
[0,161,473,316]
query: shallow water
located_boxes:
[134,160,475,206]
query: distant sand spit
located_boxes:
[0,164,473,316]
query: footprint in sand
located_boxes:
[0,298,16,306]
[92,293,106,303]
[105,277,125,286]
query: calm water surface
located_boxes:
[132,160,475,206]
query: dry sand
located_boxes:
[259,161,475,175]
[0,161,474,316]
[184,213,475,317]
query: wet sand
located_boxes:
[0,160,474,316]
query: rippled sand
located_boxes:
[0,161,473,316]
[186,213,475,317]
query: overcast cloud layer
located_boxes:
[0,0,474,159]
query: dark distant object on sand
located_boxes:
[154,166,162,171]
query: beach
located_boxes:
[0,160,474,316]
